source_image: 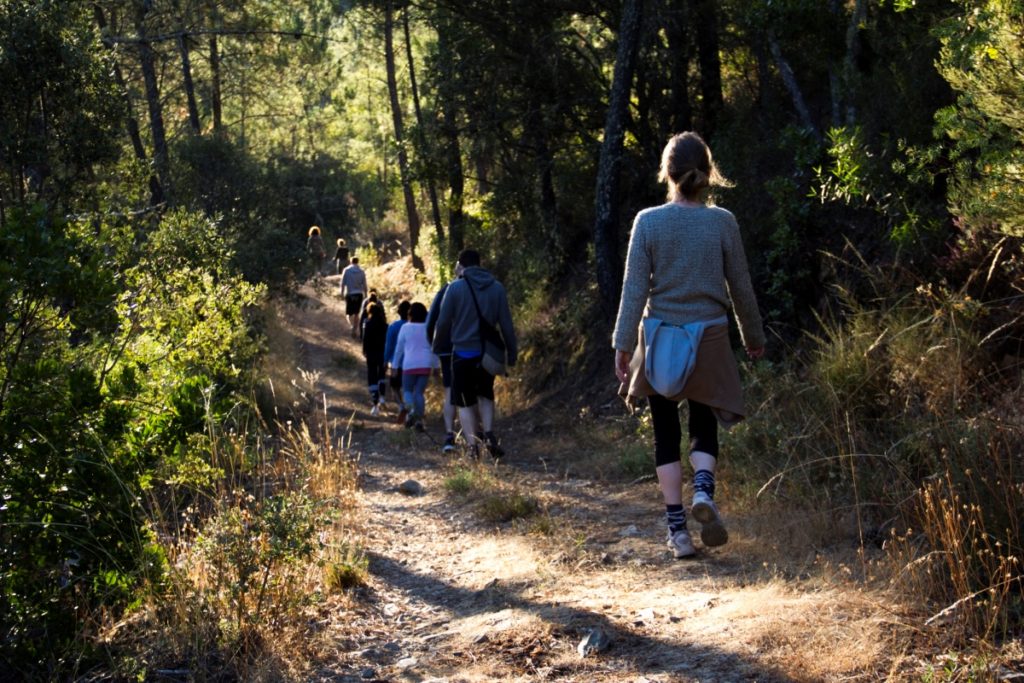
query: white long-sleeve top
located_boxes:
[393,322,439,372]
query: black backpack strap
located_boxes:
[464,279,487,354]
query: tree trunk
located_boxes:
[527,105,562,267]
[209,36,223,133]
[437,11,464,256]
[134,1,170,205]
[594,0,644,319]
[768,33,820,140]
[384,0,423,271]
[93,4,162,204]
[172,0,201,134]
[691,0,722,137]
[666,9,693,134]
[842,0,868,126]
[403,6,444,249]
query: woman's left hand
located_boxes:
[614,350,631,384]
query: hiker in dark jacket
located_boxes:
[431,249,517,458]
[362,301,389,416]
[426,279,458,453]
[333,238,349,274]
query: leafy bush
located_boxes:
[0,206,272,675]
[0,208,153,673]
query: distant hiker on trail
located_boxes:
[362,301,389,417]
[306,226,326,278]
[612,132,766,560]
[432,249,517,459]
[359,289,382,341]
[393,302,438,432]
[385,300,412,422]
[340,257,367,338]
[334,238,349,275]
[427,277,459,453]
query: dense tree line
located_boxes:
[2,0,1022,675]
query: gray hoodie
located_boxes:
[431,266,517,365]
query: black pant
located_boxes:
[366,353,386,398]
[648,395,719,466]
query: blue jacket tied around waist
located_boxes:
[642,316,728,397]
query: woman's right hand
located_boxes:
[614,350,631,384]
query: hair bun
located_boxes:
[678,168,709,195]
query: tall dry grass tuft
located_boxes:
[112,392,365,679]
[887,468,1023,644]
[723,248,1024,654]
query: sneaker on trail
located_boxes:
[442,433,456,453]
[691,491,728,547]
[396,407,408,425]
[484,432,504,459]
[369,404,380,417]
[666,529,696,558]
[404,412,419,429]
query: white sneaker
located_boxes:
[691,491,728,547]
[370,404,380,417]
[666,529,696,558]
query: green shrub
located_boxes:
[444,467,486,495]
[479,493,539,523]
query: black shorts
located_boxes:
[451,355,494,407]
[439,355,453,389]
[345,293,364,316]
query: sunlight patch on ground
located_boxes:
[455,536,545,588]
[578,579,888,679]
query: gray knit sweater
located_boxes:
[612,203,766,352]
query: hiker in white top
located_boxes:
[340,257,368,338]
[392,302,438,431]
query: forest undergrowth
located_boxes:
[74,240,1020,682]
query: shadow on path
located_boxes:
[366,551,796,682]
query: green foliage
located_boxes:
[443,466,487,496]
[0,207,150,673]
[195,492,326,630]
[933,0,1024,236]
[614,444,651,481]
[0,204,269,674]
[0,0,123,211]
[322,542,369,592]
[479,492,539,523]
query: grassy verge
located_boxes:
[98,299,367,681]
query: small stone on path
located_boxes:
[577,627,611,657]
[399,479,424,495]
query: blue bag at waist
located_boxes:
[642,316,728,397]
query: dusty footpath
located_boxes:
[277,280,902,683]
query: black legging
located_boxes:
[366,352,386,390]
[648,395,719,466]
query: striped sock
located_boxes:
[666,504,687,534]
[693,469,716,498]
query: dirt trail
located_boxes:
[280,281,896,683]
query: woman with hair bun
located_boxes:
[612,132,766,559]
[306,225,326,278]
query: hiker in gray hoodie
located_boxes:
[431,249,517,458]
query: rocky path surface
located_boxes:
[279,280,895,683]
